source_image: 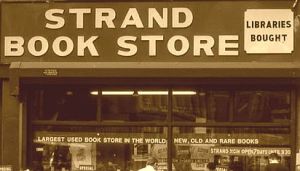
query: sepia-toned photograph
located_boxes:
[0,0,299,170]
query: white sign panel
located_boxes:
[244,9,294,54]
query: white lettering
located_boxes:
[69,8,91,29]
[148,8,168,28]
[67,137,83,143]
[218,35,239,56]
[121,8,143,28]
[144,138,167,144]
[194,36,215,56]
[117,36,137,56]
[84,137,102,143]
[45,9,65,29]
[77,36,99,56]
[191,138,203,144]
[52,36,74,56]
[172,8,193,28]
[37,136,65,142]
[103,137,123,143]
[28,36,48,56]
[141,35,164,56]
[167,35,189,56]
[4,36,24,56]
[95,8,116,28]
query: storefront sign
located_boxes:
[35,135,168,144]
[34,132,289,146]
[244,9,294,53]
[0,2,294,62]
[210,147,291,156]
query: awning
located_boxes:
[8,61,300,95]
[9,61,300,77]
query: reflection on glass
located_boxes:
[27,88,97,121]
[172,90,291,123]
[31,126,168,171]
[101,90,168,121]
[172,127,291,171]
[172,90,230,122]
[234,91,290,122]
[27,87,291,123]
[172,90,198,122]
[207,91,231,122]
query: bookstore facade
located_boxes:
[1,1,300,171]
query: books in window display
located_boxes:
[132,144,151,161]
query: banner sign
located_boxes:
[1,2,294,62]
[35,132,167,144]
[34,132,289,146]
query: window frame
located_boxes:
[23,79,296,170]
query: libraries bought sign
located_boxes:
[244,9,294,54]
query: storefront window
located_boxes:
[27,87,97,121]
[234,91,290,122]
[172,127,291,171]
[172,90,203,122]
[26,86,292,171]
[172,90,290,123]
[31,126,168,171]
[172,90,232,122]
[101,89,168,121]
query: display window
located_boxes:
[172,127,290,171]
[31,126,168,171]
[26,85,293,171]
[100,88,168,121]
[27,87,98,121]
[172,90,290,122]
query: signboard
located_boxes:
[244,9,294,54]
[210,147,291,156]
[34,131,290,146]
[0,2,294,62]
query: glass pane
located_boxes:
[27,87,97,121]
[30,126,168,171]
[172,90,204,122]
[101,89,168,121]
[173,90,291,123]
[234,91,290,122]
[172,127,291,171]
[207,91,231,122]
[172,90,230,122]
